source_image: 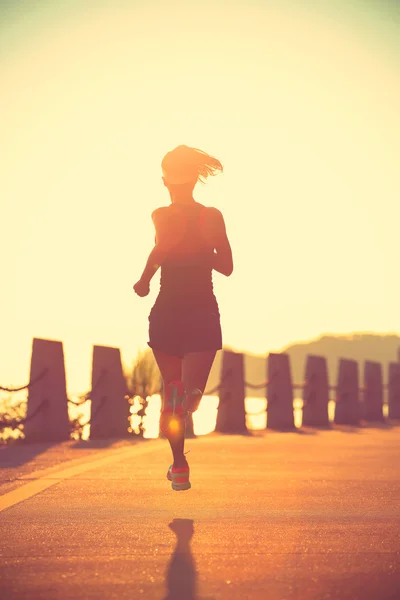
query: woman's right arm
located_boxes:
[205,208,233,277]
[133,207,182,295]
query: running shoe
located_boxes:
[167,463,191,491]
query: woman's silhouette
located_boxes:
[133,145,233,490]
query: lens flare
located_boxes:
[168,416,183,436]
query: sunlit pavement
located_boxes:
[1,427,400,600]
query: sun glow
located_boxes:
[1,1,399,395]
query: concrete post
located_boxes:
[363,361,384,422]
[301,355,330,427]
[215,350,247,434]
[388,362,400,419]
[25,338,70,442]
[90,345,130,439]
[334,359,361,425]
[267,353,295,430]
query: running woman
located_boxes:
[133,145,233,491]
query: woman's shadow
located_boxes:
[164,519,197,600]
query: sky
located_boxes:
[1,0,399,394]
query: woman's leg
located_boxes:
[182,350,217,413]
[152,348,187,467]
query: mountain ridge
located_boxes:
[207,332,400,397]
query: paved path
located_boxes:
[1,427,400,599]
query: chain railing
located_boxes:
[0,369,108,436]
[244,379,270,389]
[203,368,233,396]
[0,369,50,432]
[0,368,49,393]
[1,357,396,439]
[0,398,48,431]
[67,370,108,437]
[73,396,107,430]
[67,369,107,407]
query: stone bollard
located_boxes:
[215,350,247,434]
[90,345,130,439]
[362,361,384,422]
[388,363,400,419]
[266,353,295,430]
[334,359,361,425]
[25,338,70,442]
[301,355,330,427]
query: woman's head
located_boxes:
[161,145,223,190]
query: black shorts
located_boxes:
[148,306,222,358]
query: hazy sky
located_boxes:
[1,0,399,393]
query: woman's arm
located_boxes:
[133,208,182,296]
[212,246,233,276]
[205,208,233,277]
[137,245,167,286]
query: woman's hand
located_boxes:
[133,279,150,297]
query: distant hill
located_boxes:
[206,333,400,397]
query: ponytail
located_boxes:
[161,145,223,185]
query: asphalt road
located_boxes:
[1,427,400,600]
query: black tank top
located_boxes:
[153,202,218,312]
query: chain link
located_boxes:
[0,398,47,430]
[67,369,107,406]
[0,368,48,393]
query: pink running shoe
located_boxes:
[167,464,191,491]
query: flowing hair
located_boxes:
[161,145,223,185]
